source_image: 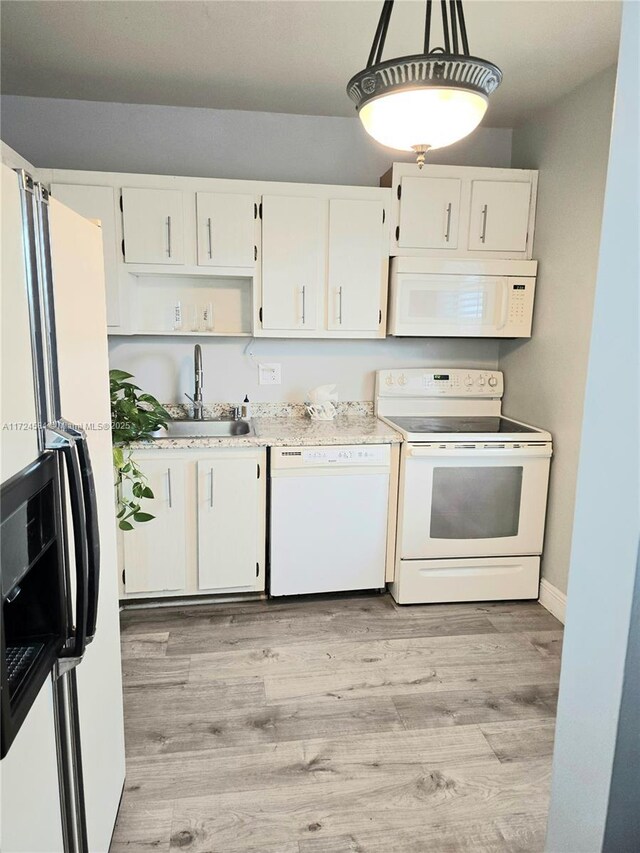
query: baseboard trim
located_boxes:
[538,578,567,624]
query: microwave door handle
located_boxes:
[74,432,100,643]
[46,424,90,660]
[497,281,510,331]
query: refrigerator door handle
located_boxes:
[46,422,90,661]
[74,433,100,643]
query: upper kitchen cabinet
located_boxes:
[50,183,121,327]
[258,189,390,338]
[121,187,185,264]
[397,176,462,251]
[467,180,533,253]
[260,195,323,332]
[196,192,257,268]
[383,163,538,260]
[327,198,386,332]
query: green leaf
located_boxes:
[141,486,154,499]
[119,520,134,531]
[133,512,155,523]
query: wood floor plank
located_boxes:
[485,609,563,634]
[120,631,169,659]
[297,818,515,852]
[110,801,173,853]
[187,632,543,684]
[165,612,499,657]
[495,812,547,852]
[124,695,405,757]
[524,630,564,659]
[123,676,266,719]
[122,725,499,803]
[263,658,562,705]
[167,759,552,852]
[121,655,191,689]
[480,718,557,764]
[393,684,559,730]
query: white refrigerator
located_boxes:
[0,162,126,851]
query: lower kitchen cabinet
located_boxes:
[121,458,187,594]
[196,455,263,590]
[119,447,266,599]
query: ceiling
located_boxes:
[0,0,621,127]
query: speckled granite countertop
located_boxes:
[127,402,401,450]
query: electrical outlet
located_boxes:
[259,363,281,385]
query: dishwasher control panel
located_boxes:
[272,444,391,469]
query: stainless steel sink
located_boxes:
[154,419,255,439]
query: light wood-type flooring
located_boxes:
[111,593,563,853]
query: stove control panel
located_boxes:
[377,368,504,397]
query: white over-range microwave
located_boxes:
[387,258,537,338]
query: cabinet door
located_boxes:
[468,180,532,252]
[50,184,121,327]
[398,176,461,250]
[197,456,260,590]
[122,459,187,593]
[327,198,385,332]
[121,187,185,264]
[261,195,323,331]
[196,192,256,267]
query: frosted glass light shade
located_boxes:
[359,87,488,151]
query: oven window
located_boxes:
[431,466,523,539]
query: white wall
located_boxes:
[498,65,617,595]
[108,336,499,405]
[0,96,512,186]
[545,3,639,848]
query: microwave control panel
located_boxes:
[505,278,535,335]
[376,369,504,397]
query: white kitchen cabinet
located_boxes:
[397,176,462,251]
[197,455,262,590]
[327,198,386,332]
[196,192,256,268]
[467,180,532,253]
[261,195,323,331]
[118,447,266,600]
[384,163,537,260]
[50,183,121,327]
[121,458,187,594]
[122,187,185,265]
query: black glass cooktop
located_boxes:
[387,416,540,434]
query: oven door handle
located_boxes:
[407,445,552,460]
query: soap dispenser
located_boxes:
[241,395,251,419]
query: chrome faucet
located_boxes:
[185,344,204,420]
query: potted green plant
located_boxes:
[110,369,170,531]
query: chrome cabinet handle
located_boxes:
[337,286,343,324]
[480,204,488,243]
[301,285,306,325]
[207,217,212,259]
[167,468,172,508]
[167,216,172,257]
[444,202,452,242]
[209,468,214,508]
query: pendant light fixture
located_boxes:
[347,0,502,166]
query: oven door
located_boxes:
[400,442,552,559]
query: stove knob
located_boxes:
[477,375,486,386]
[488,376,498,388]
[398,374,407,386]
[465,374,473,386]
[385,374,394,386]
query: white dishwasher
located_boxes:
[269,444,391,596]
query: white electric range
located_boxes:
[376,368,552,605]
